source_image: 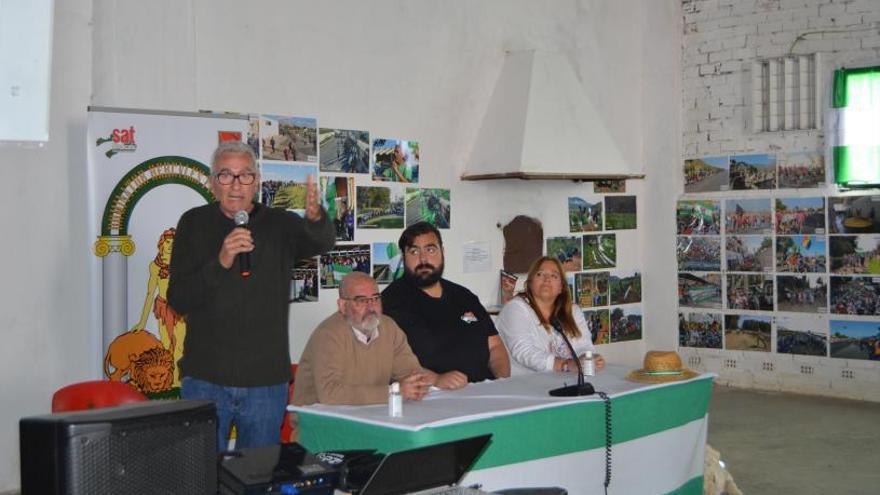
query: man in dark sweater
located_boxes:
[382,222,510,387]
[168,140,335,450]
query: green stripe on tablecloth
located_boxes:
[662,475,703,495]
[298,377,712,470]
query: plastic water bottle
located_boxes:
[388,382,403,417]
[582,351,596,377]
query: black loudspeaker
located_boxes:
[20,399,217,495]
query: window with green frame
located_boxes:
[832,66,880,187]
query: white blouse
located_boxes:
[496,297,596,375]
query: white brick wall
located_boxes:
[680,0,880,401]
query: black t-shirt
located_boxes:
[381,277,498,382]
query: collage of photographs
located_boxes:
[246,115,449,301]
[539,185,642,346]
[677,158,880,362]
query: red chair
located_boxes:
[280,363,299,441]
[52,380,148,413]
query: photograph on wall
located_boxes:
[610,269,642,305]
[678,312,723,349]
[582,234,616,269]
[259,162,317,216]
[725,198,772,234]
[356,185,404,229]
[371,242,403,284]
[574,271,609,308]
[372,138,419,183]
[319,128,369,173]
[593,179,626,193]
[610,306,642,343]
[775,197,825,234]
[247,116,260,158]
[500,270,519,305]
[583,308,610,344]
[729,153,776,190]
[828,195,880,234]
[830,276,880,315]
[830,235,880,274]
[290,257,318,303]
[775,235,827,273]
[829,320,880,361]
[547,236,583,273]
[777,316,828,357]
[405,187,451,228]
[260,115,317,162]
[726,274,774,311]
[677,236,721,271]
[320,244,371,289]
[724,314,771,352]
[678,272,722,309]
[778,151,825,189]
[776,274,827,313]
[568,196,603,232]
[604,195,637,230]
[684,156,729,192]
[676,199,721,235]
[566,272,576,303]
[726,236,773,272]
[320,175,355,242]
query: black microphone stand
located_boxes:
[548,318,594,397]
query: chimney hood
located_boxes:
[462,50,644,181]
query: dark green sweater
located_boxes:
[168,202,335,387]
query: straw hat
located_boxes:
[626,351,698,383]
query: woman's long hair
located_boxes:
[519,256,581,339]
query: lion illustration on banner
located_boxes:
[103,329,174,394]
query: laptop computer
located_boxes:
[356,434,492,495]
[218,442,339,495]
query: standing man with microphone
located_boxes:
[168,140,335,450]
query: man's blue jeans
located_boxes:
[181,376,287,450]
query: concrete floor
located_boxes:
[707,384,880,495]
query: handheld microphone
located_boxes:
[233,210,251,277]
[549,317,594,397]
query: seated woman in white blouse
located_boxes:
[496,256,606,375]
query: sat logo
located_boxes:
[95,126,137,158]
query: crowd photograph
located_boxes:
[726,235,773,272]
[776,274,828,313]
[684,156,729,192]
[609,306,642,343]
[726,274,774,311]
[777,151,825,189]
[678,312,723,349]
[775,197,825,234]
[677,236,721,271]
[830,276,880,316]
[725,198,772,234]
[356,185,405,229]
[775,235,827,273]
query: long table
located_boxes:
[288,365,714,495]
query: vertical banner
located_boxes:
[87,108,248,397]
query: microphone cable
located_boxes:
[596,390,612,495]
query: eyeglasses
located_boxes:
[535,270,561,281]
[405,245,440,257]
[215,171,257,185]
[343,294,382,307]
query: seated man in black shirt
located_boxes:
[382,222,511,388]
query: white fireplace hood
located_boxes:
[462,50,644,181]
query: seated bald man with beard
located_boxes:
[291,272,435,406]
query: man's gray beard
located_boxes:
[352,313,380,333]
